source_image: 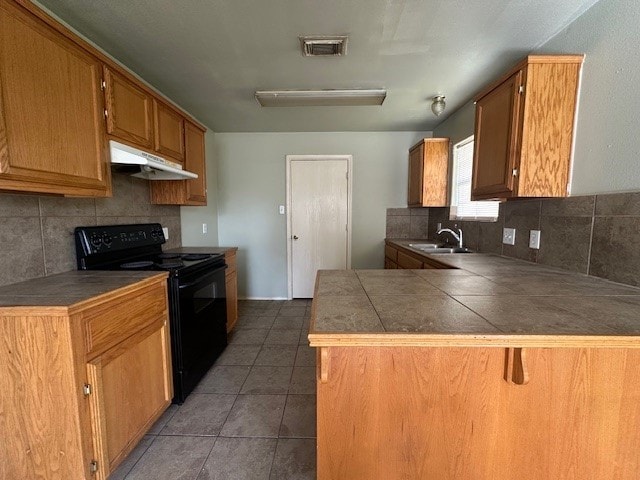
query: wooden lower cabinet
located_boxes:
[225,248,239,332]
[0,276,172,480]
[317,346,640,479]
[385,243,448,269]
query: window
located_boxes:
[450,136,499,221]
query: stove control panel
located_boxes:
[75,223,166,255]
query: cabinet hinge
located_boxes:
[89,460,98,474]
[345,171,349,180]
[104,109,108,118]
[512,168,519,177]
[518,85,524,94]
[83,384,92,396]
[101,80,106,91]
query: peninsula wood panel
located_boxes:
[317,346,640,480]
[153,99,185,162]
[103,66,154,148]
[0,0,110,196]
[396,250,422,269]
[407,138,449,207]
[472,55,583,200]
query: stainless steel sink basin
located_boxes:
[413,246,473,254]
[408,243,440,249]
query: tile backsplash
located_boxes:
[1,173,181,287]
[386,191,640,287]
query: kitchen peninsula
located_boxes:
[309,253,640,479]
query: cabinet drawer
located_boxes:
[384,245,398,262]
[397,251,423,269]
[84,283,167,358]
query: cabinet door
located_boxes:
[86,321,173,477]
[103,67,153,148]
[407,143,424,206]
[184,121,207,204]
[397,251,422,269]
[472,70,524,199]
[0,1,109,196]
[153,100,184,162]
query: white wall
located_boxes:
[181,130,220,246]
[435,0,640,195]
[214,131,429,298]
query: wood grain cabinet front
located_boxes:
[153,99,185,163]
[225,249,239,332]
[0,0,110,197]
[317,346,640,479]
[103,66,154,148]
[0,276,172,480]
[472,55,584,200]
[407,138,450,207]
[150,120,207,205]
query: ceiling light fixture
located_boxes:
[431,95,446,116]
[255,89,387,107]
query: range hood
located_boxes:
[109,140,198,180]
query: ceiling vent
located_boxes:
[300,36,348,56]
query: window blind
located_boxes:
[450,137,499,220]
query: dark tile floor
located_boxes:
[111,299,316,480]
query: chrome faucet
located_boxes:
[436,225,463,248]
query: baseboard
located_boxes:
[239,297,290,301]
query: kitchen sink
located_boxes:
[408,243,440,248]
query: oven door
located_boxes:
[170,264,227,403]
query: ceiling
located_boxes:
[35,0,600,132]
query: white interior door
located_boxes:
[288,157,351,298]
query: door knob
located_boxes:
[293,235,299,240]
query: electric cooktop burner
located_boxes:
[181,254,211,261]
[121,261,155,269]
[158,253,181,259]
[157,262,184,269]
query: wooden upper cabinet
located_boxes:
[153,99,185,162]
[472,55,584,200]
[103,66,153,148]
[407,138,450,207]
[0,0,110,196]
[150,120,207,205]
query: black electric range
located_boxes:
[75,223,228,403]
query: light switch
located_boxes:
[202,223,208,234]
[502,228,516,245]
[162,227,169,240]
[279,205,285,215]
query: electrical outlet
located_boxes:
[502,227,516,245]
[162,227,169,240]
[279,205,285,215]
[529,230,541,249]
[202,223,208,235]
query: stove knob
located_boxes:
[102,234,112,246]
[89,234,102,250]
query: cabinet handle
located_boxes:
[504,348,529,385]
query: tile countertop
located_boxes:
[0,271,167,310]
[309,241,640,348]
